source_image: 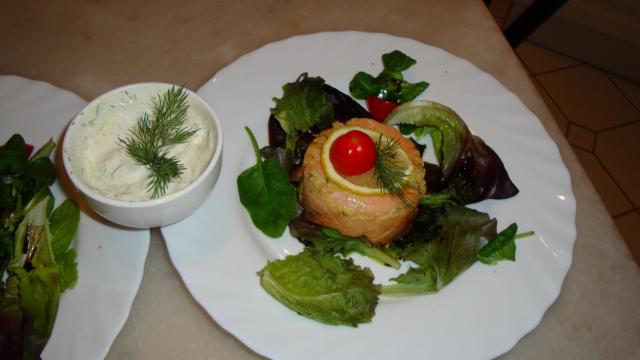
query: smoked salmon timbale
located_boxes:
[299,118,426,245]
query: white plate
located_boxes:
[0,75,150,360]
[162,32,576,359]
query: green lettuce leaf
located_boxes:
[383,205,497,295]
[258,249,380,326]
[270,73,334,151]
[288,216,401,269]
[1,192,80,358]
[16,267,61,359]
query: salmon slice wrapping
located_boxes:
[299,118,426,244]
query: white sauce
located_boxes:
[68,86,215,201]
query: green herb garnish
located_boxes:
[119,86,197,199]
[349,50,429,103]
[374,136,415,206]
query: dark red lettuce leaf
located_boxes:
[455,135,519,201]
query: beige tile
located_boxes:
[595,122,640,207]
[515,42,580,75]
[531,77,569,133]
[567,124,595,150]
[614,211,640,266]
[610,75,640,111]
[572,146,633,216]
[537,66,639,131]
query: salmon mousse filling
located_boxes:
[300,118,426,245]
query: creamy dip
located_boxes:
[67,85,215,201]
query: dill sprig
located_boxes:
[119,86,198,199]
[374,137,416,207]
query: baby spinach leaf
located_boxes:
[349,72,382,99]
[349,50,429,103]
[398,81,430,103]
[476,223,534,265]
[289,216,401,269]
[382,50,417,73]
[0,134,28,174]
[16,157,56,203]
[56,249,78,290]
[237,127,297,238]
[270,73,334,151]
[258,249,380,326]
[49,199,80,260]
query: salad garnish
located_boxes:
[237,50,532,326]
[0,135,80,358]
[119,86,198,199]
[270,73,334,152]
[349,50,429,120]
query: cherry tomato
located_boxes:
[367,96,399,122]
[25,144,34,158]
[329,130,377,176]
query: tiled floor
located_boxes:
[488,3,640,266]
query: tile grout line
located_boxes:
[590,133,637,213]
[525,41,587,67]
[605,72,640,115]
[612,208,638,219]
[531,63,585,78]
[591,118,640,134]
[517,52,534,75]
[569,140,594,154]
[531,76,572,137]
[524,40,640,86]
[503,0,515,30]
[566,122,597,152]
[517,40,639,218]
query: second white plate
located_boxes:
[0,75,150,360]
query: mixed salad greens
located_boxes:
[0,135,80,358]
[238,50,531,326]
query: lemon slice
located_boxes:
[320,126,414,195]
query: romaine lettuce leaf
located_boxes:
[258,249,380,326]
